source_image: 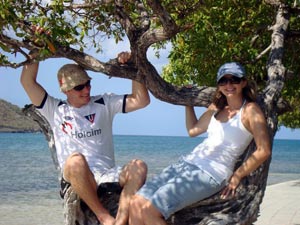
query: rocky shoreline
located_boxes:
[0,99,41,133]
[0,129,41,133]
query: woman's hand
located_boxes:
[220,173,241,199]
[208,103,218,111]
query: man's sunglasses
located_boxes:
[218,76,242,86]
[73,80,91,91]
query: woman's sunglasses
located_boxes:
[73,80,91,91]
[217,76,242,86]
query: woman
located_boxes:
[128,62,271,225]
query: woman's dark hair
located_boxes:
[212,79,257,110]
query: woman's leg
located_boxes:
[128,162,183,225]
[129,161,226,224]
[129,194,166,225]
[144,164,225,216]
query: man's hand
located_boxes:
[117,51,131,64]
[27,49,39,60]
[31,25,51,36]
[31,25,56,53]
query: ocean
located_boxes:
[0,133,299,225]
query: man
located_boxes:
[20,52,150,225]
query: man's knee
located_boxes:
[129,159,147,174]
[119,159,147,186]
[64,152,88,178]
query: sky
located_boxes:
[0,39,299,140]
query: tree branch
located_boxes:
[146,0,179,37]
[254,44,272,62]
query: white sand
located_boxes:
[255,179,300,225]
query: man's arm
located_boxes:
[125,80,150,113]
[117,52,150,113]
[20,61,46,107]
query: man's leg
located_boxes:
[63,152,115,225]
[115,159,148,225]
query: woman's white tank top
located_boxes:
[183,102,253,183]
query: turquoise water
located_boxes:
[0,133,300,194]
[0,133,299,225]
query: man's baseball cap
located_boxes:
[57,64,91,92]
[217,62,246,82]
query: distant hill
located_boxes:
[0,99,41,132]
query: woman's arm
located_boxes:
[185,104,216,137]
[221,102,271,199]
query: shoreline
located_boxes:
[267,172,300,185]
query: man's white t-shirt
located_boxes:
[36,93,127,173]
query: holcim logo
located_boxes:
[71,129,101,139]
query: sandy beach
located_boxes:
[255,179,300,225]
[0,180,299,225]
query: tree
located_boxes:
[1,0,299,124]
[1,0,299,224]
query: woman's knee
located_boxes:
[130,195,162,220]
[129,194,140,208]
[129,195,147,213]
